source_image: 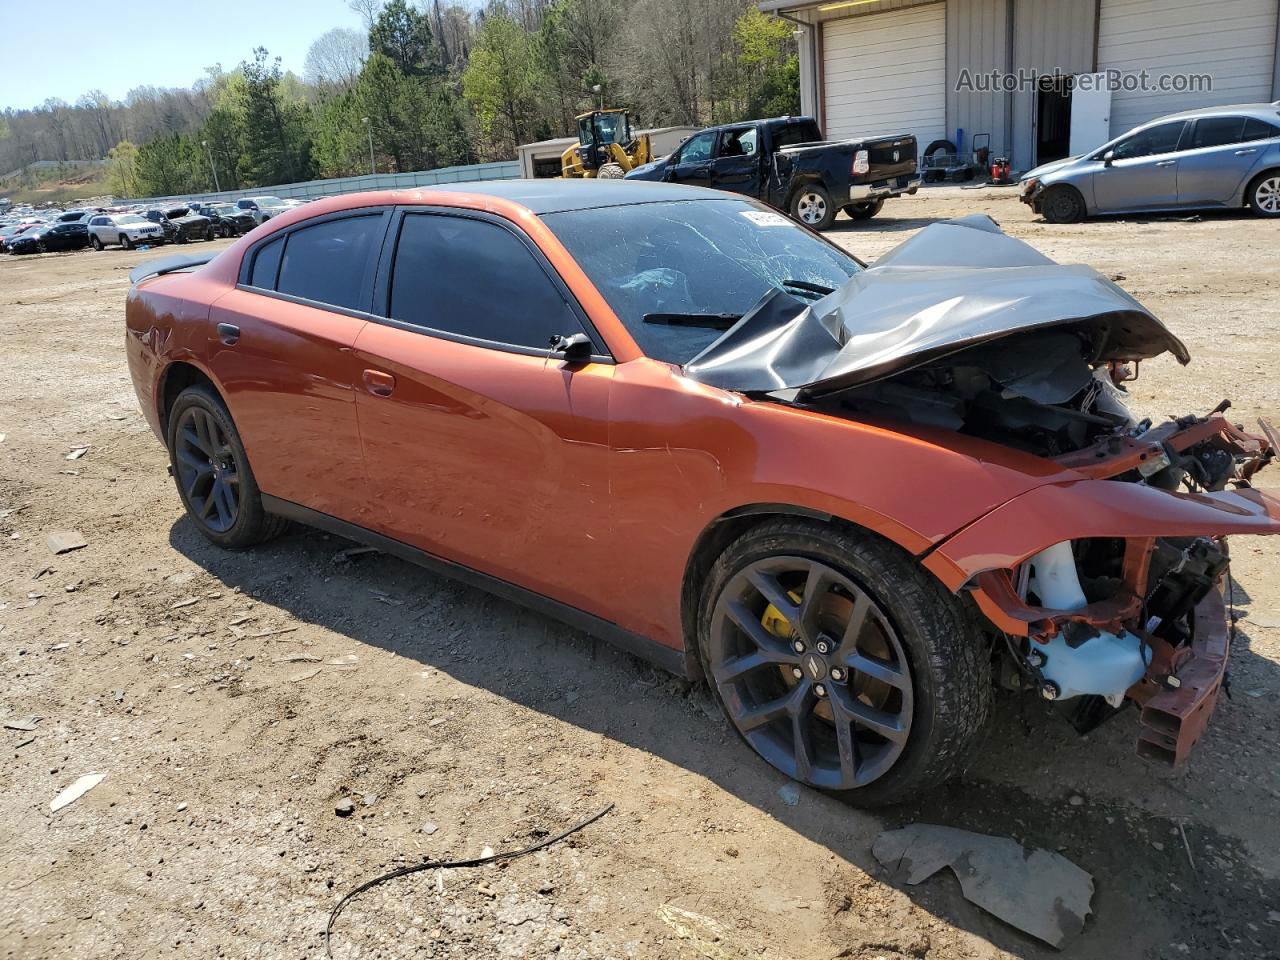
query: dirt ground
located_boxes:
[1,186,1278,960]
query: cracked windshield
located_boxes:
[543,199,859,364]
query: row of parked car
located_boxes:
[0,195,303,255]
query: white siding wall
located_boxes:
[1098,0,1279,134]
[822,4,949,150]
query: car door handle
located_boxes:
[1235,148,1257,155]
[362,369,396,397]
[216,323,240,345]
[1155,160,1177,167]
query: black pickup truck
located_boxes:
[624,115,919,230]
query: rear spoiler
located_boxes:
[129,252,216,285]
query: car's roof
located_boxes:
[424,179,736,214]
[1148,101,1280,124]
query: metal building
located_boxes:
[763,0,1280,171]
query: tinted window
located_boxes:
[1111,121,1186,160]
[678,132,716,164]
[720,128,758,158]
[772,121,822,149]
[249,236,284,289]
[388,214,586,350]
[1190,116,1245,149]
[543,199,860,366]
[276,215,379,310]
[1243,117,1280,141]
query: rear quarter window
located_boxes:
[249,236,284,289]
[275,215,380,310]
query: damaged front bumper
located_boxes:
[923,424,1279,768]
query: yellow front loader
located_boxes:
[561,109,653,179]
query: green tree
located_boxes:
[369,0,439,78]
[106,140,140,197]
[462,13,538,157]
[718,9,799,122]
[135,133,202,195]
[356,52,467,173]
[309,88,369,177]
[240,47,312,187]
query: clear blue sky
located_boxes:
[1,0,365,111]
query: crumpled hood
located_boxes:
[682,215,1189,398]
[1021,155,1084,181]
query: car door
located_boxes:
[1092,120,1188,212]
[206,209,387,527]
[665,130,717,187]
[351,208,617,615]
[710,126,763,197]
[1177,115,1275,207]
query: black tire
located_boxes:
[597,162,625,179]
[923,139,957,159]
[789,183,837,230]
[698,518,991,807]
[1040,184,1086,224]
[843,199,884,221]
[91,235,103,251]
[120,234,134,250]
[221,223,233,238]
[205,226,216,241]
[1246,170,1280,218]
[166,385,289,549]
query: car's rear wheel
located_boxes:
[790,184,836,230]
[120,234,134,250]
[166,386,288,548]
[1247,171,1280,218]
[843,199,884,221]
[1040,184,1086,223]
[699,519,991,806]
[90,235,103,251]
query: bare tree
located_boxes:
[348,0,384,31]
[305,27,369,89]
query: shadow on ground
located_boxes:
[170,518,1280,959]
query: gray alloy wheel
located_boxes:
[174,404,242,534]
[91,235,103,251]
[1249,173,1280,217]
[166,386,289,548]
[120,234,134,250]
[707,555,913,790]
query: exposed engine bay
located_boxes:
[682,214,1279,766]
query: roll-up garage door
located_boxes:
[1098,0,1278,135]
[822,3,948,151]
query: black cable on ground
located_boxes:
[324,802,615,958]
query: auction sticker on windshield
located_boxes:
[740,210,791,227]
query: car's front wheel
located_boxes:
[166,386,288,549]
[1040,185,1086,223]
[699,519,991,806]
[90,235,103,251]
[789,184,837,230]
[1247,171,1280,218]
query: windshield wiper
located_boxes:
[779,278,834,299]
[642,312,741,329]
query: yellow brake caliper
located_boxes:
[761,589,804,640]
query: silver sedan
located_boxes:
[1020,103,1280,223]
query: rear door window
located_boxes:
[386,213,589,351]
[1189,116,1245,149]
[275,215,380,310]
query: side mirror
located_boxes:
[1103,150,1116,167]
[550,332,593,362]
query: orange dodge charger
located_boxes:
[127,181,1279,804]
